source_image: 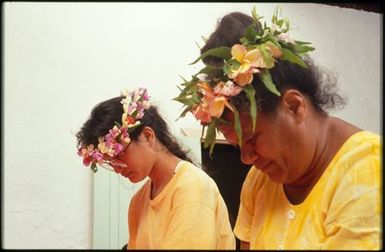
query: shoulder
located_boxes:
[322,131,381,208]
[172,161,220,207]
[331,131,380,179]
[177,161,218,188]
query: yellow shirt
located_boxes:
[234,131,381,250]
[128,161,236,249]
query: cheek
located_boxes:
[254,135,280,159]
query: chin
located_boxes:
[127,174,145,184]
[265,169,287,184]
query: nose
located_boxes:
[240,143,259,165]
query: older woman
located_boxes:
[175,8,380,250]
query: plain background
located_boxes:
[3,2,381,249]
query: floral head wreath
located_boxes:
[77,87,151,172]
[174,7,315,155]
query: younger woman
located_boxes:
[76,87,235,249]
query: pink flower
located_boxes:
[90,150,103,162]
[113,143,124,154]
[214,81,242,97]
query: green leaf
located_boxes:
[114,121,122,128]
[91,163,98,173]
[189,46,231,65]
[280,48,307,68]
[203,122,215,148]
[286,43,315,54]
[272,6,279,23]
[262,35,280,46]
[195,41,201,50]
[252,6,258,21]
[295,40,313,45]
[244,23,258,42]
[283,18,290,33]
[259,70,281,96]
[174,96,199,106]
[216,117,231,126]
[259,44,275,69]
[243,85,257,132]
[203,122,217,157]
[223,59,240,75]
[239,37,249,44]
[177,76,191,91]
[195,65,221,76]
[176,79,199,97]
[294,44,314,54]
[175,105,193,121]
[230,103,243,147]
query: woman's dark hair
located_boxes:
[76,97,193,163]
[201,12,346,115]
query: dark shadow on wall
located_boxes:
[201,142,252,250]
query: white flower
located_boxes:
[270,23,280,32]
[214,80,242,97]
[121,89,129,97]
[278,33,295,44]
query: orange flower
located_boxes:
[193,104,211,124]
[197,82,233,119]
[233,68,260,86]
[228,44,266,86]
[265,41,282,58]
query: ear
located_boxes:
[141,126,155,144]
[281,89,307,122]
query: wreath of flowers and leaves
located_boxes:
[78,87,150,172]
[174,7,315,156]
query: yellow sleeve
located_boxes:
[233,167,259,242]
[127,196,138,249]
[161,201,217,249]
[323,155,381,249]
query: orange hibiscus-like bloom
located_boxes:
[193,104,212,124]
[228,44,266,86]
[265,41,282,59]
[193,82,233,123]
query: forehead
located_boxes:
[219,110,260,137]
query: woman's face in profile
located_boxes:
[109,134,156,183]
[218,106,306,184]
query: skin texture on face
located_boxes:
[109,129,157,183]
[218,90,319,185]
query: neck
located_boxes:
[148,151,181,198]
[284,116,361,204]
[296,119,330,186]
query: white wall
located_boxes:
[3,2,381,249]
